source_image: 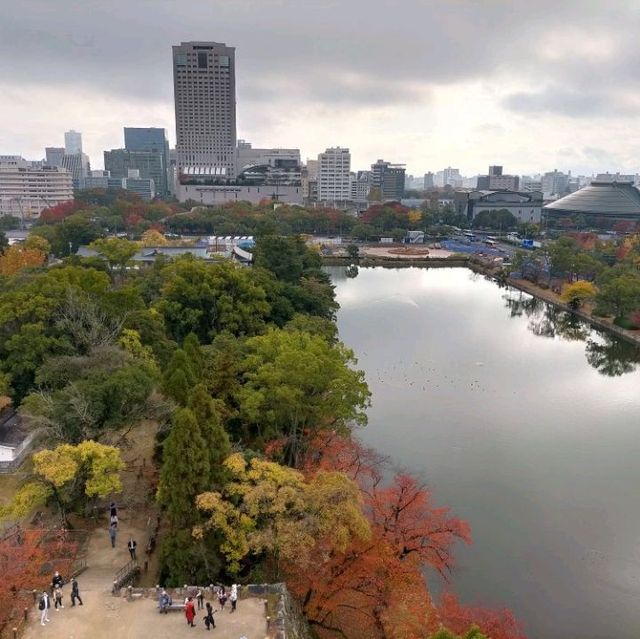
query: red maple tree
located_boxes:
[0,527,78,634]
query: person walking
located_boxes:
[217,588,227,610]
[38,591,50,626]
[184,596,196,627]
[229,584,237,613]
[53,585,64,610]
[127,537,137,561]
[70,577,83,606]
[203,601,216,630]
[196,588,203,609]
[108,522,117,548]
[51,571,64,592]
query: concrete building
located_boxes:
[123,127,170,196]
[317,147,351,205]
[351,170,372,207]
[302,159,318,202]
[541,170,570,198]
[595,172,639,185]
[423,172,434,189]
[442,167,462,188]
[178,181,302,206]
[45,147,65,167]
[64,130,83,154]
[454,189,542,224]
[237,141,300,172]
[476,165,520,191]
[0,156,73,218]
[124,169,156,200]
[371,159,405,201]
[173,41,237,179]
[104,147,165,198]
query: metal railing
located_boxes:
[113,559,140,592]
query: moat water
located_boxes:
[329,266,640,639]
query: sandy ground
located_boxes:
[362,246,454,259]
[22,516,267,639]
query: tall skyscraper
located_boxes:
[64,130,82,154]
[172,41,237,179]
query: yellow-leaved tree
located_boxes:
[1,441,124,524]
[560,280,597,309]
[194,453,370,578]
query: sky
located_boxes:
[1,0,640,177]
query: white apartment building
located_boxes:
[173,41,237,179]
[0,156,73,217]
[317,147,351,204]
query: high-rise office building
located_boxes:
[371,159,406,201]
[172,41,237,179]
[103,127,170,197]
[61,153,90,190]
[64,130,82,154]
[317,147,351,204]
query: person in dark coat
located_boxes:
[203,601,216,630]
[51,571,64,591]
[127,537,137,561]
[70,577,83,606]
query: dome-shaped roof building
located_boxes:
[544,181,640,223]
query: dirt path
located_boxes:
[22,516,267,639]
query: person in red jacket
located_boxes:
[185,597,196,627]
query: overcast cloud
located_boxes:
[1,0,640,176]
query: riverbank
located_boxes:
[506,277,640,348]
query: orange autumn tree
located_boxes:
[284,432,471,639]
[0,245,46,276]
[291,432,525,639]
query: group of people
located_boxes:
[160,584,239,631]
[108,502,138,560]
[38,571,83,626]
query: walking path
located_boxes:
[22,518,267,639]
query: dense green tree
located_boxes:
[594,273,640,318]
[89,237,138,279]
[21,348,159,442]
[162,349,196,406]
[155,257,270,342]
[183,332,204,371]
[0,232,7,255]
[158,408,210,522]
[237,328,370,464]
[3,323,70,401]
[157,407,216,584]
[187,384,231,486]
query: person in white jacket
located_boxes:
[229,584,238,613]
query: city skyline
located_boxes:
[2,1,640,176]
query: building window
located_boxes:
[198,52,208,69]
